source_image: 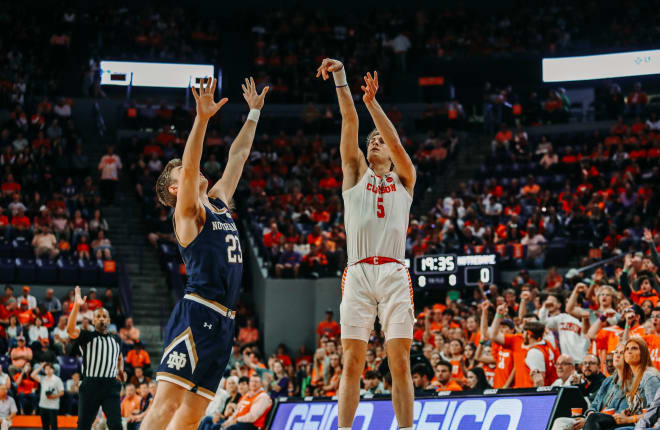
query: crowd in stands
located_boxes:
[0,285,159,426]
[0,96,117,264]
[206,230,660,429]
[450,114,660,269]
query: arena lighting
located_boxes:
[100,61,215,88]
[542,49,660,82]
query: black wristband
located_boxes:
[335,84,348,88]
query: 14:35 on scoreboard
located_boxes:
[407,253,498,289]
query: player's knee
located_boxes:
[152,396,181,418]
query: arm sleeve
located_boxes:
[525,348,546,372]
[620,270,633,296]
[236,393,273,423]
[637,386,660,429]
[544,314,560,330]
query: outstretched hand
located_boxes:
[316,58,344,81]
[242,77,269,110]
[644,228,654,243]
[361,71,379,104]
[192,77,228,120]
[74,286,86,307]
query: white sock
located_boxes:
[399,427,413,430]
[338,428,352,430]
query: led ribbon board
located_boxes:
[542,49,660,82]
[100,61,215,88]
[269,394,557,430]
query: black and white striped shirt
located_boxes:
[73,330,121,379]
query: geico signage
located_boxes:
[269,395,556,430]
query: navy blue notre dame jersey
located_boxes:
[156,197,243,399]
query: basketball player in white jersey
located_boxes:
[316,59,415,430]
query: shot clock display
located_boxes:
[411,253,497,288]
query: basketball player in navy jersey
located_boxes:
[141,77,268,430]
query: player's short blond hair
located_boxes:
[366,128,380,146]
[155,159,182,207]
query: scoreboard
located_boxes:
[407,253,498,288]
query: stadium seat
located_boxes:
[58,356,82,381]
[12,238,33,259]
[0,257,15,283]
[0,355,9,373]
[15,258,36,283]
[36,258,58,283]
[0,239,12,258]
[57,257,80,284]
[78,259,100,285]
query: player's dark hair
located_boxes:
[155,158,182,207]
[238,376,250,385]
[366,128,380,146]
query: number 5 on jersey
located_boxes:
[226,234,242,263]
[377,196,385,218]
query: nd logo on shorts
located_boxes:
[160,327,198,376]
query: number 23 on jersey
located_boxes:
[226,234,243,263]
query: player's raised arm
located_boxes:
[177,77,227,220]
[316,58,366,190]
[209,77,268,204]
[361,71,416,195]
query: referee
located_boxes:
[67,286,125,430]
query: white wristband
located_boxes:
[247,108,260,123]
[333,66,347,87]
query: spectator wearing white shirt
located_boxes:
[31,362,64,430]
[551,354,581,387]
[98,146,122,205]
[53,315,70,354]
[53,98,72,118]
[0,386,17,430]
[536,293,589,363]
[646,112,660,131]
[520,226,547,268]
[385,32,411,71]
[28,318,49,345]
[20,286,37,310]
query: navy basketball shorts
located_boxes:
[156,293,235,400]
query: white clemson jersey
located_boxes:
[343,168,412,265]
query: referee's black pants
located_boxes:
[78,378,122,430]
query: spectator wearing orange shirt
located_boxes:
[86,289,103,311]
[316,310,340,344]
[263,223,283,249]
[125,343,151,376]
[9,337,33,376]
[432,361,462,392]
[1,174,20,197]
[16,301,35,326]
[121,384,142,422]
[11,208,31,239]
[301,244,329,278]
[13,362,38,415]
[521,175,540,197]
[492,123,513,152]
[626,82,648,116]
[306,225,323,246]
[237,318,259,347]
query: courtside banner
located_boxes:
[268,393,557,430]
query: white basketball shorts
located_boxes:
[340,262,415,342]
